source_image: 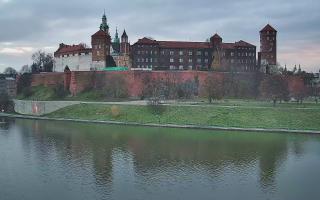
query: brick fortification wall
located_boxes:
[31,72,65,87]
[29,71,303,98]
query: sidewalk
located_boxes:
[1,113,320,135]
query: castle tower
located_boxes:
[259,24,277,66]
[91,13,112,70]
[120,29,130,55]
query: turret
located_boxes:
[120,29,130,54]
[210,33,222,48]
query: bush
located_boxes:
[110,105,121,118]
[0,93,13,112]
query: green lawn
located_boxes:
[47,103,320,131]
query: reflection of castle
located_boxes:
[53,13,131,72]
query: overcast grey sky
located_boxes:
[0,0,319,72]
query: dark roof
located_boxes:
[122,30,128,38]
[135,37,159,45]
[158,41,211,49]
[211,33,222,39]
[260,24,277,32]
[54,43,91,57]
[220,40,255,49]
[234,40,256,47]
[134,37,254,49]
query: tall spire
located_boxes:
[113,27,120,43]
[100,11,109,32]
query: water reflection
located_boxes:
[1,118,320,200]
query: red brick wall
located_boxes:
[30,71,305,99]
[31,72,64,87]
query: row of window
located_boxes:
[137,50,210,56]
[230,59,256,64]
[170,58,209,63]
[137,58,158,63]
[230,52,255,57]
[61,52,91,57]
[136,58,210,63]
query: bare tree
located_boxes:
[3,67,17,75]
[260,75,289,106]
[204,73,225,103]
[31,50,54,73]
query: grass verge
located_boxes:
[47,103,320,131]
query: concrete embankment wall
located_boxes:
[14,100,80,116]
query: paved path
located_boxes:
[1,113,320,135]
[81,100,320,110]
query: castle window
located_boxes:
[146,58,148,63]
[137,58,140,62]
[231,52,234,56]
[179,65,184,70]
[197,58,201,63]
[188,65,193,70]
[150,58,153,63]
[179,51,183,55]
[179,58,183,63]
[170,58,174,63]
[197,51,201,56]
[170,65,175,70]
[170,51,174,55]
[189,51,193,56]
[189,59,193,63]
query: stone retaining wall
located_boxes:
[14,100,80,116]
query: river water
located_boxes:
[1,118,320,200]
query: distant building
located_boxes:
[0,74,17,98]
[131,34,257,72]
[258,24,277,74]
[53,13,131,72]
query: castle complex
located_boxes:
[53,13,277,73]
[54,13,131,72]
